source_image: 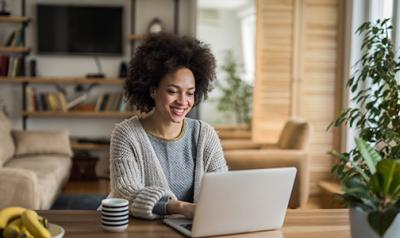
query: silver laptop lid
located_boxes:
[191,167,296,237]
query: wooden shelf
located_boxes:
[23,111,137,118]
[71,143,109,150]
[0,16,31,23]
[0,47,31,54]
[128,34,146,41]
[0,77,125,85]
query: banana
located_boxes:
[21,210,51,238]
[19,226,34,238]
[38,216,49,229]
[3,218,22,238]
[0,207,26,229]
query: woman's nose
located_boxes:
[177,93,186,104]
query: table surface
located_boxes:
[38,209,350,238]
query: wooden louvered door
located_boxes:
[253,0,344,195]
[296,0,344,195]
[253,0,294,142]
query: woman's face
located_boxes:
[151,67,195,124]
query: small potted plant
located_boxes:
[331,138,400,237]
[329,19,400,238]
[215,51,253,125]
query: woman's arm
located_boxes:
[203,123,229,173]
[110,124,173,220]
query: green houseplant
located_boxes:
[216,51,253,124]
[329,19,400,237]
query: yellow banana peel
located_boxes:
[21,210,51,238]
[0,207,26,229]
[3,218,22,238]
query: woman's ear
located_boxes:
[149,87,156,99]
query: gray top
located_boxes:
[146,118,201,215]
[109,116,228,219]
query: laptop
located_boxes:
[163,167,296,237]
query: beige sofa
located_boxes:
[0,112,73,209]
[222,119,311,208]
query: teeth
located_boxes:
[172,108,185,114]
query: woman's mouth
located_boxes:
[171,107,186,117]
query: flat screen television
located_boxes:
[37,4,123,56]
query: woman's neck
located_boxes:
[141,112,184,140]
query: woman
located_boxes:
[109,33,228,220]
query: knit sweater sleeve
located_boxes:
[110,123,171,220]
[202,123,229,173]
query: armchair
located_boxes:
[222,119,311,208]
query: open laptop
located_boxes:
[163,167,296,237]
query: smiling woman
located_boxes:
[108,33,228,220]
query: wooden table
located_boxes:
[38,209,350,238]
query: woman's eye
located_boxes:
[168,90,177,94]
[187,92,194,96]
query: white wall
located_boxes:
[0,0,196,138]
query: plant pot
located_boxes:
[349,208,400,238]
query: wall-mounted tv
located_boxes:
[37,4,123,56]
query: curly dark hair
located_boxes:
[125,33,216,113]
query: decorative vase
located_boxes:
[349,208,400,238]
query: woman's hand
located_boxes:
[167,200,196,219]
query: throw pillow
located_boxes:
[13,129,73,157]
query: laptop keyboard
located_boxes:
[181,224,192,231]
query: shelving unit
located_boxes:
[0,0,30,129]
[71,142,109,151]
[128,34,146,41]
[0,76,133,128]
[23,111,137,118]
[0,47,31,54]
[0,16,31,23]
[19,77,135,122]
[0,76,124,85]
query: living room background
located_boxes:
[0,0,198,139]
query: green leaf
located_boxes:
[368,208,399,237]
[355,138,382,174]
[375,159,400,197]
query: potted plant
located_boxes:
[329,19,400,238]
[215,51,253,125]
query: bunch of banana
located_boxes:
[0,207,51,238]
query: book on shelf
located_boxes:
[95,92,127,112]
[0,55,9,76]
[56,92,68,112]
[1,28,26,78]
[23,86,133,114]
[24,86,34,112]
[99,93,110,111]
[3,31,16,46]
[94,94,104,111]
[47,93,60,111]
[25,86,69,112]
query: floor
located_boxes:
[63,179,110,195]
[63,179,322,208]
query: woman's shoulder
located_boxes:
[185,118,219,140]
[185,117,214,131]
[112,115,143,136]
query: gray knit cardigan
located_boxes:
[109,116,228,220]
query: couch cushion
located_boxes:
[0,168,40,209]
[13,129,72,157]
[5,155,72,209]
[0,112,15,166]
